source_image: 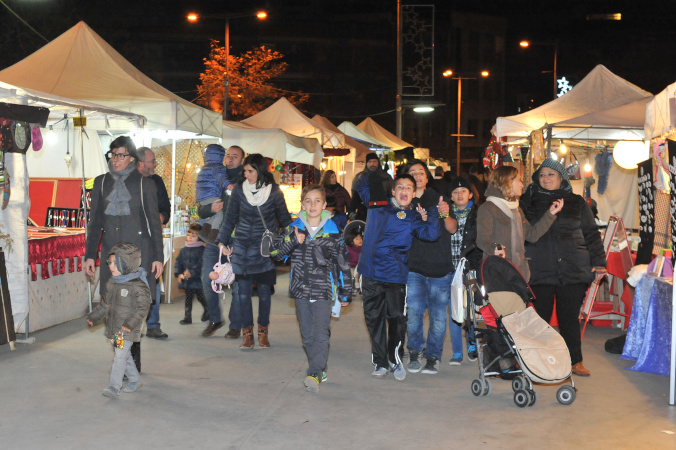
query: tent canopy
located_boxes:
[311,115,375,163]
[242,97,345,149]
[223,120,324,168]
[357,117,413,150]
[0,21,221,137]
[645,81,676,139]
[337,120,390,153]
[494,65,651,140]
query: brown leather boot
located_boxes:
[258,325,271,348]
[239,326,254,350]
[572,362,591,376]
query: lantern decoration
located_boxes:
[612,140,648,170]
[276,164,283,172]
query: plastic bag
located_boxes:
[451,257,467,323]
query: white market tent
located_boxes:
[223,120,324,168]
[337,120,391,153]
[644,81,676,139]
[357,117,413,150]
[242,97,345,150]
[0,21,221,139]
[493,65,652,141]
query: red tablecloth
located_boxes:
[605,250,637,320]
[28,233,86,281]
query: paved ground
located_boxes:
[2,268,675,449]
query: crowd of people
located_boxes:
[85,139,606,397]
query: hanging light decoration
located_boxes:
[613,140,648,170]
[559,142,567,154]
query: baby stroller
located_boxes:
[465,256,577,407]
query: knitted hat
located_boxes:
[449,176,472,193]
[365,152,380,163]
[534,157,570,186]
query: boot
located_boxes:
[258,325,271,348]
[180,294,193,325]
[195,293,209,322]
[239,326,254,350]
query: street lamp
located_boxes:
[187,10,267,119]
[445,69,490,175]
[519,40,558,99]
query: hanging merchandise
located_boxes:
[669,140,676,267]
[0,118,13,152]
[653,140,670,193]
[1,151,9,210]
[30,124,43,151]
[530,129,545,163]
[11,121,31,153]
[636,159,654,265]
[564,150,581,180]
[594,152,613,195]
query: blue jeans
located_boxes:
[237,279,272,328]
[406,271,451,360]
[201,243,223,323]
[227,282,241,330]
[146,283,161,330]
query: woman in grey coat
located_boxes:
[217,154,292,350]
[84,136,164,304]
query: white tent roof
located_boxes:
[645,81,676,139]
[311,116,375,163]
[337,121,391,151]
[242,97,345,149]
[0,21,221,137]
[494,65,651,140]
[223,120,324,168]
[357,117,413,150]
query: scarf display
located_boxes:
[242,181,272,206]
[487,195,525,273]
[112,266,149,289]
[105,160,136,216]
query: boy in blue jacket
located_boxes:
[271,184,352,392]
[357,172,439,381]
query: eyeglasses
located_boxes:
[107,152,131,160]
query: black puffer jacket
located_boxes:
[174,245,205,290]
[520,183,606,286]
[216,182,292,276]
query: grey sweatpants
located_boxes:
[295,298,332,377]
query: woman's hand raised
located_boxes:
[549,199,564,215]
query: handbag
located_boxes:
[256,205,281,257]
[564,151,581,180]
[211,253,235,293]
[450,257,467,323]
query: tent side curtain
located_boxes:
[645,82,676,139]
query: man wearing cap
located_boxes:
[348,153,393,221]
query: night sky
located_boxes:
[1,0,675,152]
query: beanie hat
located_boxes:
[365,152,380,163]
[449,176,473,193]
[534,157,570,186]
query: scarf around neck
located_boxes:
[452,200,474,219]
[486,195,525,276]
[185,241,205,248]
[105,160,136,216]
[113,267,149,289]
[242,181,272,206]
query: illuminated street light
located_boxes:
[413,106,434,113]
[187,10,267,119]
[442,69,453,77]
[481,70,489,77]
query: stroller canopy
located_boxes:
[480,256,535,305]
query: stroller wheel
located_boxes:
[471,379,484,397]
[514,389,529,408]
[528,390,537,406]
[482,379,492,396]
[511,376,525,392]
[556,385,576,405]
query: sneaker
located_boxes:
[224,328,241,339]
[449,352,463,366]
[304,375,320,392]
[320,372,328,383]
[467,343,478,362]
[407,350,422,373]
[201,321,224,337]
[371,366,389,378]
[146,327,168,339]
[102,386,119,398]
[390,362,406,381]
[421,357,439,374]
[122,380,143,393]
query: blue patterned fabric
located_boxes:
[622,275,658,360]
[623,275,673,376]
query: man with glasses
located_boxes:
[198,145,245,338]
[136,147,170,339]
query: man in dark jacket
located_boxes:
[137,147,169,339]
[348,153,393,221]
[198,145,245,338]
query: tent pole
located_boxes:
[79,108,92,312]
[166,137,177,304]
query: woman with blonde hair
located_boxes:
[476,165,563,281]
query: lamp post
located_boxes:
[188,11,267,119]
[445,70,489,175]
[519,40,558,99]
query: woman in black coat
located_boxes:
[520,158,607,377]
[216,154,292,350]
